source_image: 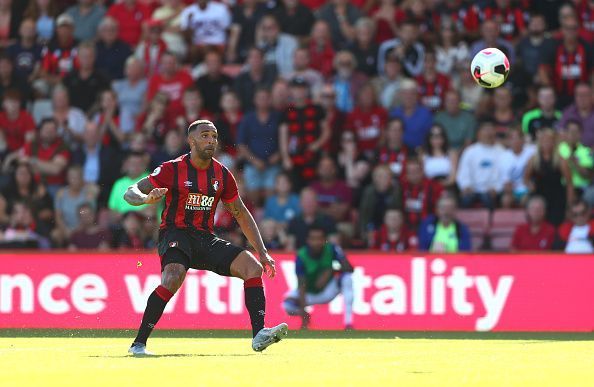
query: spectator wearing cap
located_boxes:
[95,17,132,81]
[180,0,231,62]
[146,52,193,117]
[6,18,42,82]
[63,41,110,113]
[418,194,471,252]
[195,50,232,114]
[68,202,111,250]
[274,0,315,40]
[456,121,508,210]
[316,0,362,48]
[233,47,277,111]
[0,89,35,154]
[106,0,151,47]
[377,21,425,78]
[238,87,281,205]
[332,50,367,113]
[107,151,149,220]
[510,196,556,252]
[22,118,70,198]
[65,0,106,42]
[434,89,476,151]
[39,13,79,86]
[279,77,331,191]
[134,18,166,78]
[283,48,323,97]
[557,199,594,253]
[112,56,148,135]
[255,14,298,78]
[23,0,59,44]
[389,79,433,150]
[308,20,335,79]
[558,83,594,147]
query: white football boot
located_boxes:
[251,323,289,352]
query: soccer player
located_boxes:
[124,120,287,355]
[282,225,354,330]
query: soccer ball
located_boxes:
[470,48,510,88]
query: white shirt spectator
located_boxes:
[501,144,537,196]
[260,34,298,77]
[456,142,508,193]
[565,224,594,253]
[424,155,452,180]
[180,2,231,46]
[436,42,469,74]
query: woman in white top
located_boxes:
[420,124,458,188]
[435,20,469,75]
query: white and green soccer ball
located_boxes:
[470,48,510,89]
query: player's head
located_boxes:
[306,224,327,254]
[187,119,218,160]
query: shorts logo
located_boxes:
[212,179,219,191]
[169,241,178,248]
[186,193,215,211]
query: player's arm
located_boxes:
[224,196,276,277]
[123,176,168,206]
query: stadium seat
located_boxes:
[489,209,526,252]
[456,209,490,251]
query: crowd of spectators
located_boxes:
[1,0,594,254]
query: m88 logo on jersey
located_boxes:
[186,193,215,210]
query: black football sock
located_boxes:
[244,277,266,337]
[134,285,174,345]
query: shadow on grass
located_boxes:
[88,353,257,358]
[1,329,594,341]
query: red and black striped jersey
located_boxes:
[481,4,526,41]
[148,153,238,234]
[542,39,593,98]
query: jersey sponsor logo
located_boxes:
[185,193,215,211]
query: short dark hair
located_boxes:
[187,119,215,135]
[307,223,327,236]
[38,117,58,130]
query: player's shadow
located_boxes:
[88,354,257,358]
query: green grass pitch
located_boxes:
[2,330,594,386]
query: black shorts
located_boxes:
[157,228,244,276]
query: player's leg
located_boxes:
[230,251,266,337]
[339,273,354,328]
[130,248,189,354]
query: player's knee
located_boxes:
[162,263,187,293]
[246,261,263,279]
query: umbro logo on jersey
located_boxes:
[184,181,192,187]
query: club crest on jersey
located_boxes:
[184,180,192,187]
[169,241,178,248]
[212,179,220,191]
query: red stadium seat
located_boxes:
[456,209,490,251]
[489,209,527,252]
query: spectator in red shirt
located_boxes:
[174,86,213,132]
[375,118,410,179]
[68,202,112,250]
[347,82,388,159]
[481,0,527,42]
[400,157,443,230]
[511,195,556,252]
[146,52,193,117]
[308,20,334,79]
[22,118,70,197]
[40,13,79,86]
[0,89,35,153]
[557,199,594,253]
[371,0,406,44]
[310,155,352,223]
[416,50,450,112]
[106,0,151,47]
[371,208,417,251]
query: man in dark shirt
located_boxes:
[233,47,278,111]
[274,0,315,39]
[63,41,110,112]
[6,18,42,81]
[287,187,337,250]
[95,16,132,81]
[196,50,232,114]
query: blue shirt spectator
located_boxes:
[389,79,433,149]
[237,110,280,160]
[418,196,472,252]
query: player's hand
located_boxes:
[143,188,168,204]
[259,252,276,278]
